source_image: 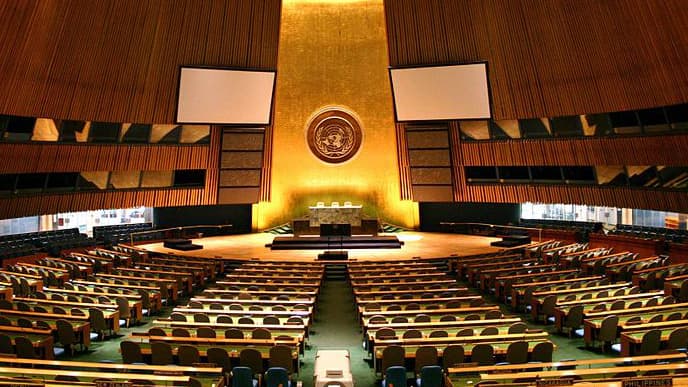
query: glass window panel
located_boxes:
[120,124,151,143]
[173,170,206,187]
[498,166,530,181]
[596,166,627,186]
[108,171,141,189]
[638,108,669,133]
[550,116,583,137]
[60,121,89,142]
[583,114,613,136]
[150,125,181,143]
[530,166,562,182]
[140,171,173,188]
[609,111,640,134]
[666,104,688,130]
[77,172,109,191]
[562,166,595,183]
[180,125,211,144]
[46,173,78,191]
[89,122,121,143]
[15,173,46,192]
[657,166,688,189]
[32,119,59,141]
[492,120,520,139]
[627,166,658,187]
[0,174,16,194]
[519,118,551,139]
[464,166,497,182]
[3,116,35,141]
[459,121,490,141]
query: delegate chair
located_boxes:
[382,366,406,387]
[265,367,291,387]
[417,365,443,387]
[232,366,258,387]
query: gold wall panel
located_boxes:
[254,0,417,229]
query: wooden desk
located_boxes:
[529,282,630,320]
[111,267,192,294]
[510,275,604,309]
[173,306,312,317]
[1,306,117,334]
[465,258,537,285]
[356,295,481,306]
[68,281,162,311]
[0,326,55,360]
[14,296,143,324]
[349,272,445,282]
[495,269,579,300]
[93,274,178,302]
[364,317,522,332]
[202,288,318,298]
[479,362,688,381]
[620,323,688,356]
[583,306,688,346]
[352,287,467,297]
[351,279,456,288]
[190,296,316,307]
[216,280,321,288]
[131,328,304,342]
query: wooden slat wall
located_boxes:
[395,123,413,200]
[0,189,214,220]
[0,130,220,219]
[459,135,688,166]
[0,143,211,173]
[384,0,688,119]
[458,185,688,214]
[0,0,281,123]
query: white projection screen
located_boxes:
[390,63,491,121]
[176,67,276,125]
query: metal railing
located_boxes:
[129,224,232,245]
[439,222,543,242]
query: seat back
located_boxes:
[418,365,443,387]
[232,366,256,387]
[381,345,405,371]
[442,345,464,370]
[240,348,264,375]
[0,333,13,354]
[151,341,174,365]
[531,341,554,363]
[264,367,290,387]
[639,329,662,355]
[471,344,494,366]
[384,366,406,387]
[269,345,294,373]
[178,344,200,366]
[505,341,528,364]
[415,346,438,373]
[14,336,36,359]
[208,347,231,373]
[120,341,143,364]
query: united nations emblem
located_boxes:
[306,107,363,164]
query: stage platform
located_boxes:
[137,231,503,262]
[267,235,403,250]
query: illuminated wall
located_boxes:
[253,0,418,229]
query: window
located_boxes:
[550,116,583,137]
[120,124,151,143]
[173,170,206,187]
[0,174,16,195]
[498,166,530,182]
[15,173,46,192]
[530,166,562,182]
[609,111,640,134]
[666,104,688,130]
[562,166,595,183]
[519,119,551,139]
[59,120,89,142]
[464,166,497,182]
[3,116,35,141]
[89,122,121,143]
[46,173,78,191]
[638,108,668,133]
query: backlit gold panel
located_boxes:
[254,0,417,229]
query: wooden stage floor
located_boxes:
[138,232,503,262]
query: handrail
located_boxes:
[439,221,543,242]
[129,224,232,245]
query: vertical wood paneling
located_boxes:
[384,0,688,119]
[458,135,688,166]
[0,143,211,173]
[395,123,413,200]
[0,0,282,123]
[460,184,688,214]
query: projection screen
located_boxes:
[176,67,276,125]
[390,63,491,121]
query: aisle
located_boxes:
[300,278,376,387]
